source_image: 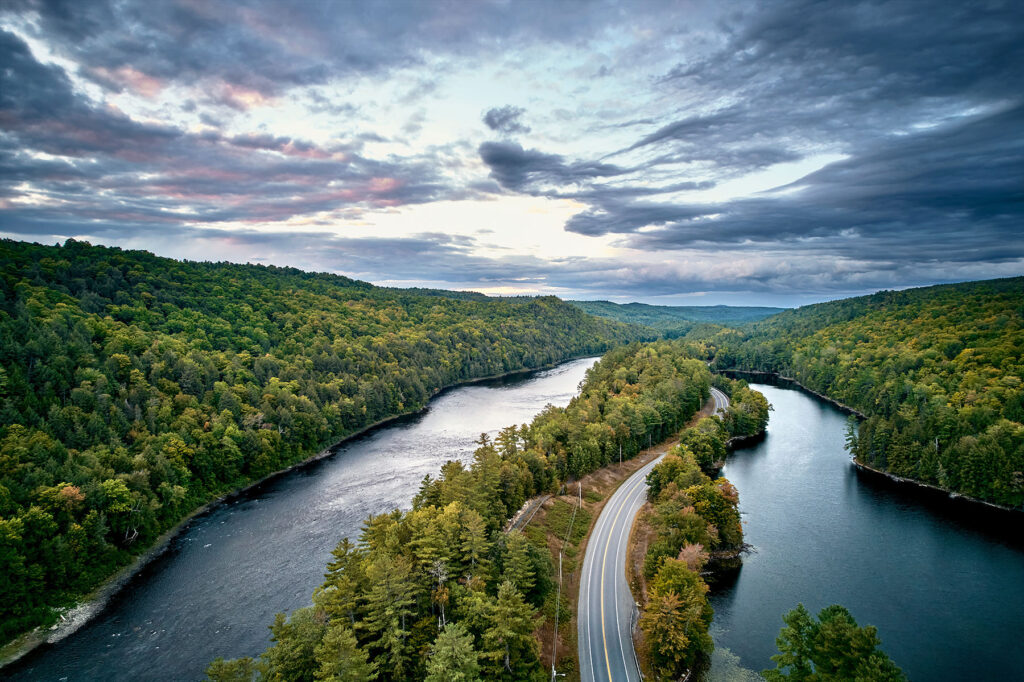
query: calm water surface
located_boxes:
[709,384,1024,681]
[9,358,597,682]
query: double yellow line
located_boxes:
[597,460,658,681]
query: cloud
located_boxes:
[0,28,465,230]
[604,102,1024,268]
[479,141,627,193]
[2,0,1021,304]
[5,0,688,100]
[483,106,530,135]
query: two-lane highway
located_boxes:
[578,388,730,682]
[578,455,664,682]
[711,386,730,416]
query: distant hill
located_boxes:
[710,276,1024,508]
[569,300,785,333]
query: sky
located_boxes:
[1,0,1022,307]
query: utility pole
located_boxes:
[551,550,562,682]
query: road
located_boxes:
[577,388,730,682]
[710,386,730,416]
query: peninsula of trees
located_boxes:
[207,339,721,681]
[637,375,770,678]
[0,238,647,645]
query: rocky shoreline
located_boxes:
[852,458,1022,514]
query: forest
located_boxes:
[706,277,1024,508]
[0,238,648,645]
[205,339,719,681]
[637,374,770,678]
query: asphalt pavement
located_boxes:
[577,388,730,682]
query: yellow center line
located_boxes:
[599,462,655,681]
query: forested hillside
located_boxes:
[709,277,1024,508]
[569,300,784,335]
[0,238,647,644]
[207,340,716,681]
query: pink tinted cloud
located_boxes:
[91,66,167,98]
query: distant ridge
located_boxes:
[569,299,785,332]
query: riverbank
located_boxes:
[852,459,1022,514]
[0,353,603,670]
[719,369,1023,516]
[718,369,867,419]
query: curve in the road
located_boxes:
[577,388,729,682]
[710,386,729,416]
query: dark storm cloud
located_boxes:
[493,0,1023,288]
[483,106,530,135]
[615,0,1024,178]
[6,0,682,99]
[619,102,1024,265]
[0,30,183,158]
[479,142,627,192]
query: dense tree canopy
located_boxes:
[0,238,648,644]
[569,300,784,337]
[763,603,906,682]
[638,373,769,677]
[709,277,1024,507]
[208,339,715,681]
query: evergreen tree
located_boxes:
[362,553,418,679]
[458,507,490,581]
[316,539,366,627]
[261,607,327,682]
[501,530,535,595]
[314,624,377,682]
[480,581,542,681]
[424,623,481,682]
[205,657,260,682]
[762,603,906,682]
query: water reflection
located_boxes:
[709,384,1024,681]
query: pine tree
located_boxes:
[458,508,490,581]
[480,581,542,681]
[315,539,366,627]
[762,603,906,682]
[314,623,377,681]
[261,607,327,682]
[205,656,260,682]
[362,553,418,679]
[501,530,534,595]
[424,623,481,682]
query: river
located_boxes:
[708,383,1024,681]
[8,357,598,682]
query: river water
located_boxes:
[708,384,1024,681]
[8,357,598,682]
